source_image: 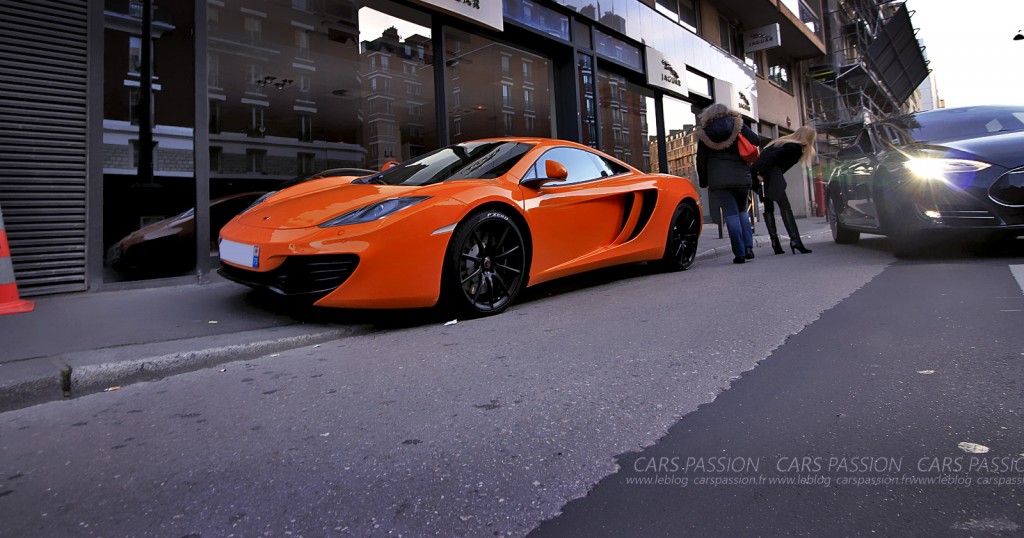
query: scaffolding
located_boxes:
[807,0,928,156]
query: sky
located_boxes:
[905,0,1024,108]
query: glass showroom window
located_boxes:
[596,69,653,171]
[445,27,553,143]
[103,0,196,283]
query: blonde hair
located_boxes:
[765,125,818,167]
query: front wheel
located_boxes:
[443,210,527,316]
[656,201,699,272]
[828,198,860,244]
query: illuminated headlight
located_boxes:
[923,210,942,218]
[319,196,429,228]
[904,158,990,183]
[241,191,277,214]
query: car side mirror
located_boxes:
[521,160,569,189]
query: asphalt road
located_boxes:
[1,234,1020,536]
[532,241,1024,536]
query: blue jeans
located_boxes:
[710,188,752,259]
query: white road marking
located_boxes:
[1011,265,1024,295]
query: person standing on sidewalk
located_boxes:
[750,126,817,255]
[696,104,760,264]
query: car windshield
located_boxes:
[885,107,1024,143]
[363,141,534,186]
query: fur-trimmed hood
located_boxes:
[696,111,742,150]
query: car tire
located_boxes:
[656,201,699,272]
[827,197,859,244]
[879,195,920,257]
[443,209,527,316]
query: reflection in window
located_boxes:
[246,149,266,173]
[129,88,140,125]
[597,70,652,171]
[655,95,698,181]
[299,115,312,142]
[208,100,220,133]
[208,53,220,87]
[445,29,552,142]
[297,152,315,176]
[210,146,222,172]
[250,107,265,137]
[244,16,262,41]
[295,29,310,58]
[577,53,597,148]
[129,36,141,74]
[503,0,570,41]
[594,30,641,70]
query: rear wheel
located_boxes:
[828,197,860,244]
[656,201,699,271]
[444,210,527,316]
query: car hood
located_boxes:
[237,182,422,229]
[930,130,1024,169]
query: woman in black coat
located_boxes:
[750,126,817,254]
[696,104,760,264]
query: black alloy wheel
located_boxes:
[658,202,699,271]
[446,210,527,315]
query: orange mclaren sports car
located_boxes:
[218,138,702,315]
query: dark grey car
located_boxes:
[827,105,1024,255]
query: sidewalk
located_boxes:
[0,216,832,411]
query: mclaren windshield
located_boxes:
[359,141,534,186]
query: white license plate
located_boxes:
[220,238,259,268]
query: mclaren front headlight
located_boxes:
[319,196,429,228]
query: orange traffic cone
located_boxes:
[0,204,34,315]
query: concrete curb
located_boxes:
[0,326,366,413]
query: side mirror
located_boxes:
[545,159,568,180]
[521,160,569,190]
[381,160,400,171]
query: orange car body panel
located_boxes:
[219,138,701,309]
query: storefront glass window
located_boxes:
[596,69,653,171]
[503,0,570,41]
[594,29,642,70]
[205,0,437,260]
[659,95,698,182]
[102,0,196,282]
[578,53,597,148]
[445,29,554,143]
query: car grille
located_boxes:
[989,170,1024,206]
[219,254,359,298]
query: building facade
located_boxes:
[2,0,844,296]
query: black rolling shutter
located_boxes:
[0,0,89,295]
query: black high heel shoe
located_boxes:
[790,242,812,254]
[781,208,812,254]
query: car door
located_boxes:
[519,147,636,278]
[836,128,883,230]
